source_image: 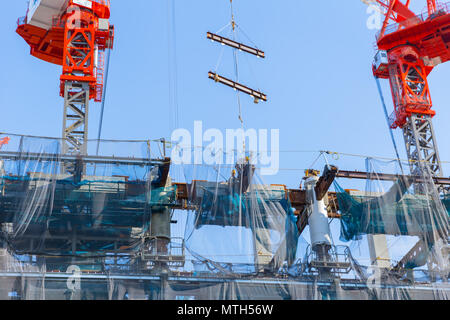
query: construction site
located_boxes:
[0,0,449,300]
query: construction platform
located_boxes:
[0,133,448,300]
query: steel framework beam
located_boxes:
[335,170,450,185]
[207,32,265,58]
[62,81,90,156]
[402,114,443,186]
[208,71,267,102]
[0,151,169,167]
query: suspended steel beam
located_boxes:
[208,71,267,102]
[315,165,338,201]
[336,170,450,185]
[207,32,265,58]
[0,151,169,166]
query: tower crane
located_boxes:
[364,0,450,184]
[362,0,450,279]
[16,0,114,163]
[14,0,448,183]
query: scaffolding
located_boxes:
[0,134,448,300]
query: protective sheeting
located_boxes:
[1,275,448,300]
[0,134,173,270]
[334,158,449,288]
[182,160,300,274]
[0,135,448,300]
[336,159,448,239]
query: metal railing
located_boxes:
[141,237,185,267]
[17,16,26,27]
[377,2,450,40]
[305,245,352,274]
[91,0,111,6]
[17,0,111,28]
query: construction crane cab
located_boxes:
[373,50,389,78]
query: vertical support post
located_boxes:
[403,114,443,192]
[62,81,90,174]
[253,228,273,272]
[305,176,332,252]
[149,208,171,255]
[385,46,442,187]
[59,5,98,172]
[305,175,333,281]
[402,114,445,276]
[41,271,45,300]
[368,234,391,269]
[62,81,90,156]
[71,228,77,265]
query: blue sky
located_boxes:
[1,0,450,189]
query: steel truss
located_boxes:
[402,114,443,179]
[62,81,90,156]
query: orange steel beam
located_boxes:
[336,169,450,185]
[208,72,267,102]
[207,32,265,58]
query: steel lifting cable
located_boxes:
[172,0,180,129]
[93,48,111,177]
[213,23,232,72]
[216,22,232,34]
[213,29,233,75]
[228,0,247,222]
[95,48,112,156]
[236,23,264,95]
[167,0,180,131]
[230,1,245,130]
[374,76,405,175]
[233,51,244,128]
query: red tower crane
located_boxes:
[16,0,114,158]
[368,0,450,180]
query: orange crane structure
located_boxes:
[16,0,114,160]
[0,137,10,150]
[369,0,450,180]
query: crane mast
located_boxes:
[16,0,114,167]
[369,0,450,184]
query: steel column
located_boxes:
[402,114,443,182]
[62,81,90,156]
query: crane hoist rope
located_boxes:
[168,0,180,132]
[208,0,268,160]
[96,47,112,156]
[374,75,405,176]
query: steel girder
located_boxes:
[62,81,90,157]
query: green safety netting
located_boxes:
[0,136,448,300]
[335,181,450,242]
[181,158,301,273]
[0,134,175,259]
